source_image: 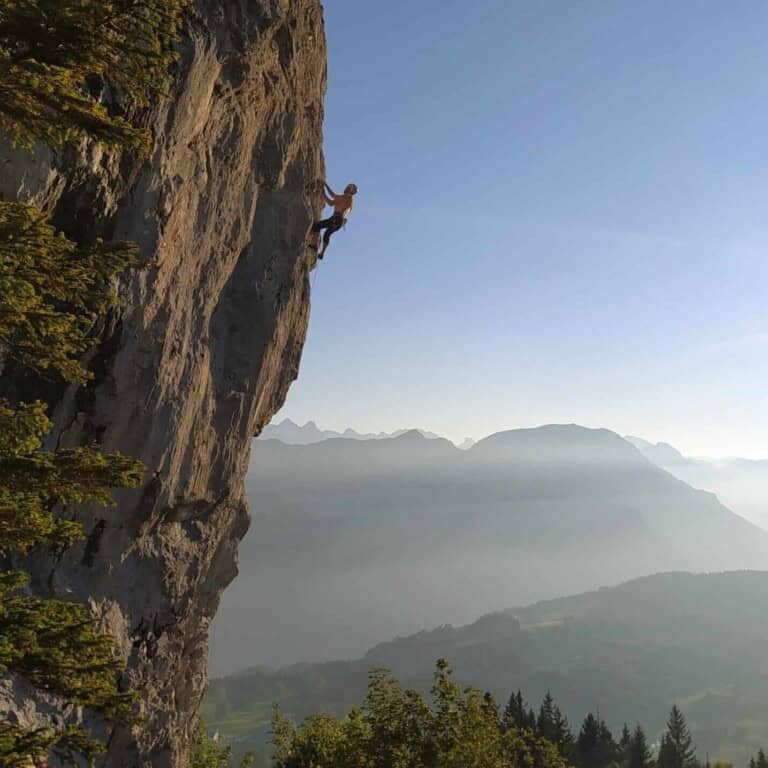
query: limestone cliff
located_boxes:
[0,1,326,765]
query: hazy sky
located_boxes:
[276,1,768,459]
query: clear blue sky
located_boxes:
[276,0,768,458]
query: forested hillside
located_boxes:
[206,571,768,766]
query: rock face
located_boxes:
[0,1,326,765]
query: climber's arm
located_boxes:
[323,181,337,204]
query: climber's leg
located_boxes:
[309,216,334,251]
[318,215,343,259]
[319,229,334,256]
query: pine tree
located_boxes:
[0,0,190,153]
[657,706,697,768]
[533,691,573,758]
[755,750,768,768]
[576,713,600,768]
[576,712,617,768]
[626,725,652,768]
[504,690,533,732]
[619,723,631,753]
[658,735,676,768]
[551,703,574,757]
[538,691,557,741]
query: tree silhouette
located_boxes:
[657,706,697,768]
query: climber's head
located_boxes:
[345,183,359,196]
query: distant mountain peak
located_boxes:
[471,423,645,465]
[625,435,688,466]
[394,429,428,441]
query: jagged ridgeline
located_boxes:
[0,1,185,765]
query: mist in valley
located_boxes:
[211,424,768,675]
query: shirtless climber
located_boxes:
[309,181,358,259]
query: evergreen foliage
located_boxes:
[192,723,255,768]
[0,218,141,762]
[0,397,142,554]
[0,201,137,384]
[210,657,768,768]
[538,692,558,740]
[0,573,132,714]
[627,725,653,768]
[504,690,537,733]
[0,0,191,764]
[0,39,145,766]
[0,0,189,152]
[0,217,141,761]
[658,706,697,768]
[619,724,632,756]
[0,273,142,763]
[0,722,104,768]
[575,712,618,768]
[271,660,569,768]
[537,691,573,758]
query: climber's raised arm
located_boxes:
[322,181,336,204]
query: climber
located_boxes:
[308,181,358,259]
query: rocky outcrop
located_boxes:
[0,1,326,765]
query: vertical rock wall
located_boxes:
[0,1,327,764]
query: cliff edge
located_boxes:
[0,1,326,765]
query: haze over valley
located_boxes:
[211,422,768,674]
[628,436,768,531]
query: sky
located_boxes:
[275,0,768,459]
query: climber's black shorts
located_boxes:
[313,212,344,246]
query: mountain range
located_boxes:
[627,436,768,530]
[260,421,768,527]
[258,418,443,445]
[211,424,768,674]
